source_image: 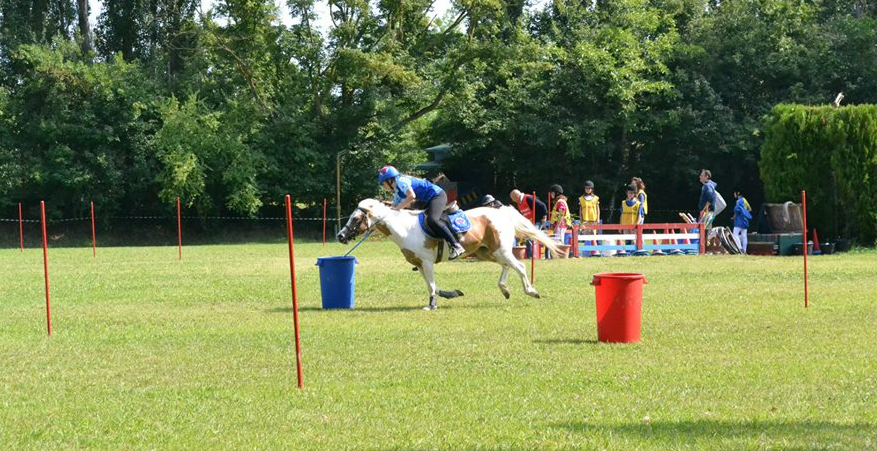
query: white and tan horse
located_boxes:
[337,198,566,310]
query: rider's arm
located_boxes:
[393,188,417,210]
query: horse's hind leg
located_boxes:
[496,248,540,299]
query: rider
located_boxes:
[378,165,466,260]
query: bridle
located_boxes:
[339,207,388,256]
[340,206,386,242]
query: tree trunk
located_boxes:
[32,0,48,41]
[76,0,91,54]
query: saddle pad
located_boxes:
[419,210,471,238]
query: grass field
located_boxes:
[2,241,877,450]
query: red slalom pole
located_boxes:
[285,195,304,389]
[530,191,537,283]
[322,198,327,246]
[802,190,809,308]
[40,201,52,336]
[176,197,182,260]
[90,201,96,258]
[19,202,24,252]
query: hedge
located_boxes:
[760,104,877,245]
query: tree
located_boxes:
[2,42,161,217]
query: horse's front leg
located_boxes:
[498,265,511,299]
[418,262,439,310]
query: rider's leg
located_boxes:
[425,193,465,259]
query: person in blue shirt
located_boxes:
[731,189,753,253]
[698,169,718,228]
[378,166,466,260]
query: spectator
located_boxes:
[578,180,600,235]
[620,184,643,225]
[480,194,504,208]
[548,184,571,258]
[509,189,547,227]
[510,189,548,257]
[631,177,648,224]
[698,169,718,228]
[732,190,753,253]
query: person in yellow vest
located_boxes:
[577,180,601,256]
[621,184,643,225]
[631,177,648,224]
[619,184,643,254]
[578,180,600,235]
[548,184,571,248]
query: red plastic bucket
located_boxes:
[590,273,647,343]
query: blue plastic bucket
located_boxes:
[315,256,358,309]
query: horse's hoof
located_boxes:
[438,289,464,299]
[423,304,437,311]
[502,291,510,300]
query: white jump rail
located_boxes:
[568,222,706,256]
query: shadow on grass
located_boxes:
[268,303,507,314]
[267,306,423,313]
[534,338,600,345]
[552,418,877,449]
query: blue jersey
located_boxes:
[393,176,443,205]
[733,197,752,229]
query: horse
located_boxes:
[336,198,566,310]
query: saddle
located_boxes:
[418,202,471,239]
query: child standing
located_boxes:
[631,177,648,224]
[620,184,643,226]
[548,184,571,257]
[578,180,600,233]
[732,190,752,254]
[620,184,642,254]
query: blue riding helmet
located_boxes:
[378,165,400,184]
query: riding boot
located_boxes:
[449,242,466,260]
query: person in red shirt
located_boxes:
[510,189,548,257]
[509,189,547,227]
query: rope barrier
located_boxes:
[2,215,351,222]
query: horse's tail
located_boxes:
[507,207,568,259]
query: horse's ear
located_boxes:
[357,198,387,215]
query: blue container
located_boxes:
[315,256,358,309]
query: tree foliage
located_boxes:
[0,0,875,239]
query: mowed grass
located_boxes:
[2,241,876,450]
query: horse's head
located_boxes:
[336,199,387,244]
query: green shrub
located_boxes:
[761,104,877,245]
